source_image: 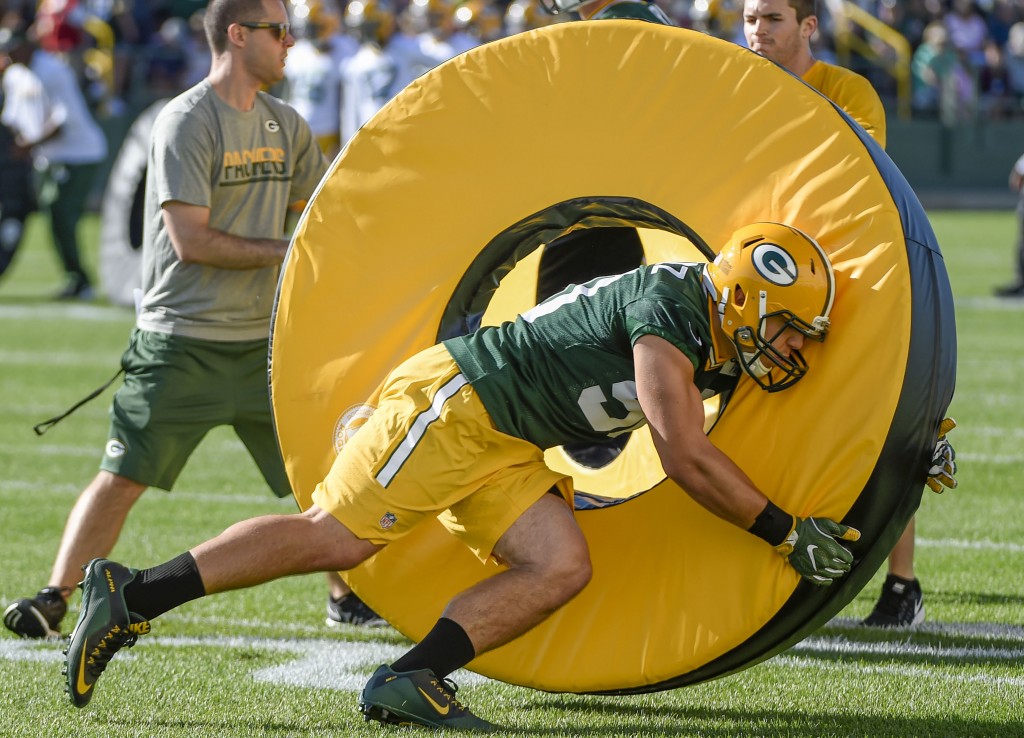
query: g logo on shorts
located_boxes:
[105,439,127,458]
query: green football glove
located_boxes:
[775,517,861,586]
[927,417,957,493]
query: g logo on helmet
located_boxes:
[751,243,798,286]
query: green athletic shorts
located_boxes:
[100,328,291,497]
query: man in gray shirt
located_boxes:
[3,0,363,639]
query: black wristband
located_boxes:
[747,499,795,547]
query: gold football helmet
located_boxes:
[290,0,342,40]
[706,222,835,392]
[345,0,396,45]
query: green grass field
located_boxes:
[1,211,1022,738]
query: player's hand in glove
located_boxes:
[927,417,957,493]
[776,517,861,586]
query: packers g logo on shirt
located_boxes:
[751,243,799,286]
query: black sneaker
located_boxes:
[994,282,1024,297]
[3,587,68,639]
[359,664,495,732]
[862,574,925,628]
[54,278,95,301]
[326,592,386,628]
[63,559,150,708]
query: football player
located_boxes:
[64,223,868,731]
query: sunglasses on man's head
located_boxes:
[236,21,291,42]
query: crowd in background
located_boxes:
[7,0,1024,136]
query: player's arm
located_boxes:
[633,334,859,585]
[162,201,289,269]
[634,334,767,527]
[1010,154,1024,191]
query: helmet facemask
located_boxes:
[730,299,830,393]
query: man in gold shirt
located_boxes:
[743,0,886,148]
[744,0,947,629]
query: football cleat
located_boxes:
[4,587,67,639]
[63,559,150,708]
[359,664,496,732]
[862,574,925,628]
[326,592,386,628]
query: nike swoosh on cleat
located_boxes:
[76,649,93,696]
[417,687,451,715]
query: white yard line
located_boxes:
[5,625,1022,692]
[0,304,132,322]
[774,656,1024,689]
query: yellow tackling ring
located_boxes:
[271,22,955,692]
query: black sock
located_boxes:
[122,552,206,621]
[391,617,476,679]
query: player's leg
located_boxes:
[49,472,147,591]
[443,491,591,653]
[863,518,924,628]
[360,492,590,731]
[2,471,146,640]
[63,505,381,707]
[5,329,215,639]
[190,505,382,594]
[232,345,388,629]
[48,162,99,299]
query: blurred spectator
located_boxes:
[323,1,358,81]
[181,10,211,89]
[944,0,989,71]
[0,25,46,282]
[978,39,1014,117]
[33,0,87,54]
[881,0,931,49]
[1003,21,1024,102]
[388,0,458,93]
[283,0,344,158]
[986,0,1016,49]
[504,0,557,35]
[340,0,398,145]
[997,150,1024,296]
[912,21,975,120]
[450,0,496,52]
[144,16,190,97]
[9,21,108,299]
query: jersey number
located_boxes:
[577,381,646,437]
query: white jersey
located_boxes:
[340,43,399,145]
[29,49,107,165]
[0,63,52,146]
[327,31,359,72]
[448,31,480,56]
[283,39,342,139]
[387,31,455,95]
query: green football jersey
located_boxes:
[444,263,735,450]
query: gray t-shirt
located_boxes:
[138,80,327,341]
